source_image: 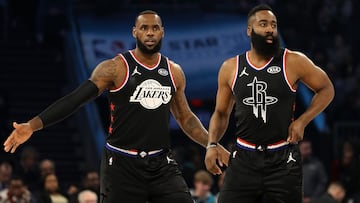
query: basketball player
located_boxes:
[3,10,230,203]
[204,4,334,203]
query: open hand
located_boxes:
[3,122,33,153]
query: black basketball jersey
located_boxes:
[107,51,176,150]
[232,48,296,144]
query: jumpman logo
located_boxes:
[131,66,141,76]
[286,152,296,163]
[239,67,249,78]
[166,156,174,164]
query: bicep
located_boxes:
[169,66,192,119]
[214,64,235,116]
[297,56,333,92]
[170,89,192,120]
[215,83,235,116]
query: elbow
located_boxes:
[316,82,335,104]
[213,109,230,121]
[175,112,194,129]
[327,82,335,102]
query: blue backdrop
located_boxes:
[78,14,250,99]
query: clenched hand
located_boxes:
[205,145,230,175]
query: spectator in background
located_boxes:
[0,176,35,203]
[39,159,56,178]
[81,171,99,195]
[0,161,13,191]
[331,141,360,201]
[312,182,346,203]
[68,170,100,203]
[191,170,216,203]
[299,139,328,203]
[77,190,97,203]
[16,146,41,193]
[182,145,205,188]
[36,173,68,203]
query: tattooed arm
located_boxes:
[169,62,208,147]
[170,61,230,167]
[89,56,126,93]
[4,57,126,153]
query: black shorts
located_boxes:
[218,144,303,203]
[100,147,193,203]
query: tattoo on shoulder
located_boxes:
[97,61,118,77]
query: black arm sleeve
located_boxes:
[38,80,99,128]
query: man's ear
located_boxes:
[132,26,136,38]
[247,25,251,37]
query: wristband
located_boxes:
[206,142,218,150]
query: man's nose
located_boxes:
[146,29,154,36]
[265,25,274,34]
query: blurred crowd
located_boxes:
[1,0,360,203]
[0,146,99,203]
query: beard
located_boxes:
[251,28,280,58]
[136,38,162,55]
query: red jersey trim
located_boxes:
[246,51,274,70]
[231,55,240,92]
[109,54,129,92]
[129,50,161,70]
[282,49,297,92]
[167,57,177,92]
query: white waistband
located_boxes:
[236,138,289,150]
[106,143,163,156]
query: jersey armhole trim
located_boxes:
[109,54,129,92]
[231,55,240,92]
[167,58,177,92]
[283,49,297,92]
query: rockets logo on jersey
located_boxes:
[130,79,172,109]
[242,77,278,123]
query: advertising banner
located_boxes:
[79,15,250,99]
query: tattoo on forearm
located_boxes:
[185,116,207,146]
[186,117,198,132]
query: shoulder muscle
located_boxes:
[90,56,126,93]
[219,56,237,87]
[168,60,185,91]
[286,49,332,91]
[286,50,321,78]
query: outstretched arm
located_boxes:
[286,51,334,143]
[205,58,236,175]
[3,57,125,153]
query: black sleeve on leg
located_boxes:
[38,80,99,128]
